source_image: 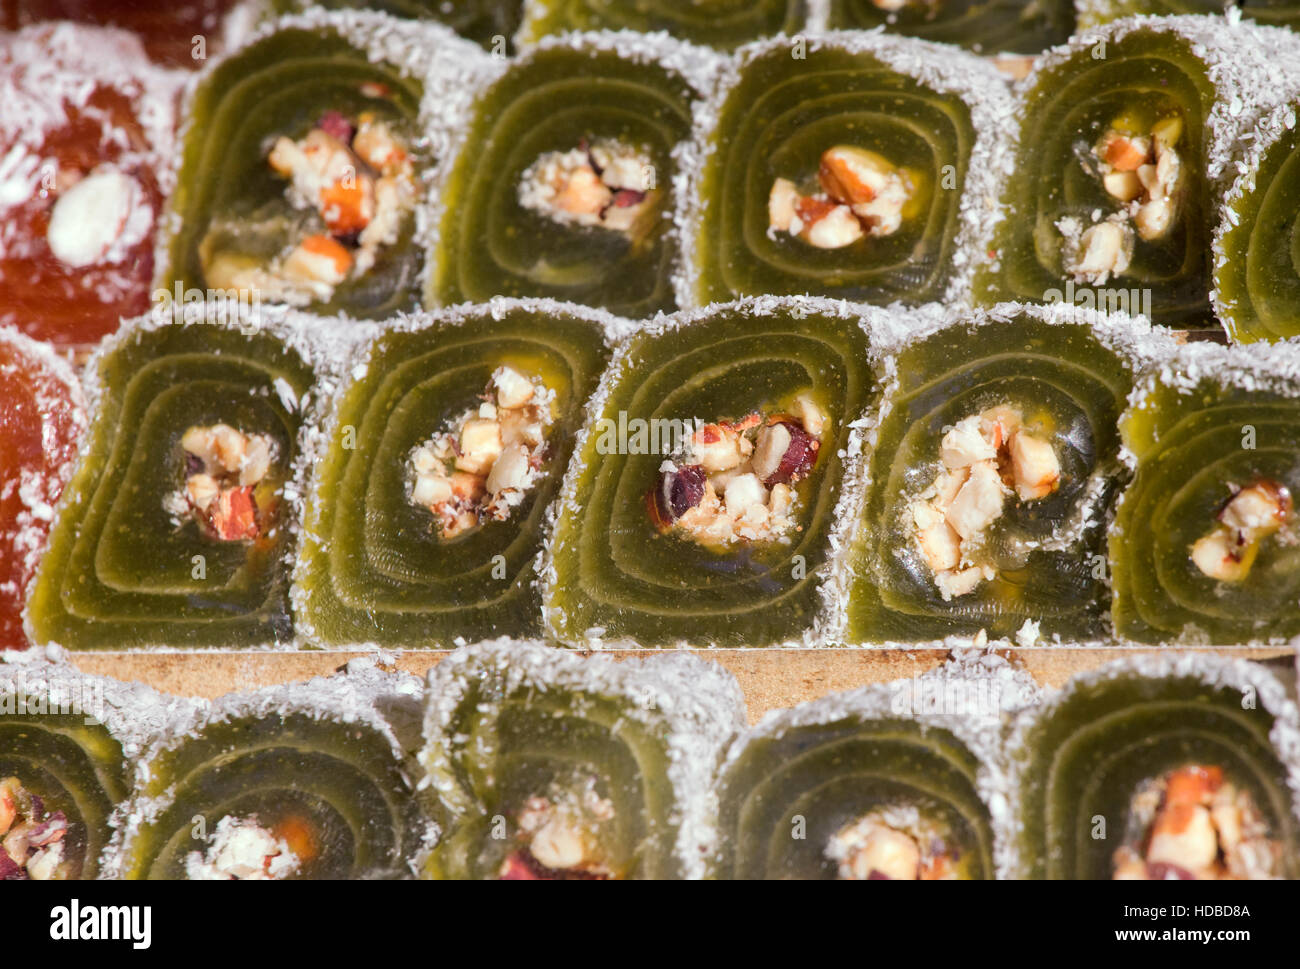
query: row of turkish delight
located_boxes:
[2,642,1296,880]
[14,11,1300,353]
[0,0,1126,61]
[20,0,1300,58]
[6,295,1300,651]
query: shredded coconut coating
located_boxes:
[105,657,434,879]
[420,638,747,879]
[0,652,204,879]
[1211,82,1300,330]
[823,298,1176,646]
[24,300,354,652]
[0,23,184,192]
[974,14,1300,289]
[153,8,496,316]
[290,296,637,649]
[1,327,87,634]
[720,650,1040,879]
[677,30,1017,311]
[868,298,1181,363]
[425,30,724,312]
[540,294,879,649]
[1014,15,1300,189]
[1004,651,1300,879]
[1127,338,1300,409]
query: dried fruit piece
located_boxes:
[648,464,708,530]
[0,777,72,880]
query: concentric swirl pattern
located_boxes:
[518,0,801,49]
[120,704,428,880]
[431,44,697,318]
[1011,660,1300,879]
[695,42,978,306]
[826,0,1073,54]
[27,322,314,649]
[975,27,1217,327]
[717,709,995,879]
[848,312,1138,642]
[420,642,743,879]
[1215,107,1300,341]
[296,304,614,646]
[546,301,874,647]
[1110,355,1300,643]
[163,27,426,317]
[0,678,129,880]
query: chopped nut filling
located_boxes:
[825,807,958,881]
[1190,479,1293,583]
[647,394,826,547]
[204,103,415,305]
[1060,113,1183,284]
[910,405,1061,600]
[407,365,555,540]
[0,777,71,881]
[518,138,659,239]
[1113,765,1282,880]
[166,424,278,543]
[768,146,914,250]
[185,815,304,881]
[499,780,616,881]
